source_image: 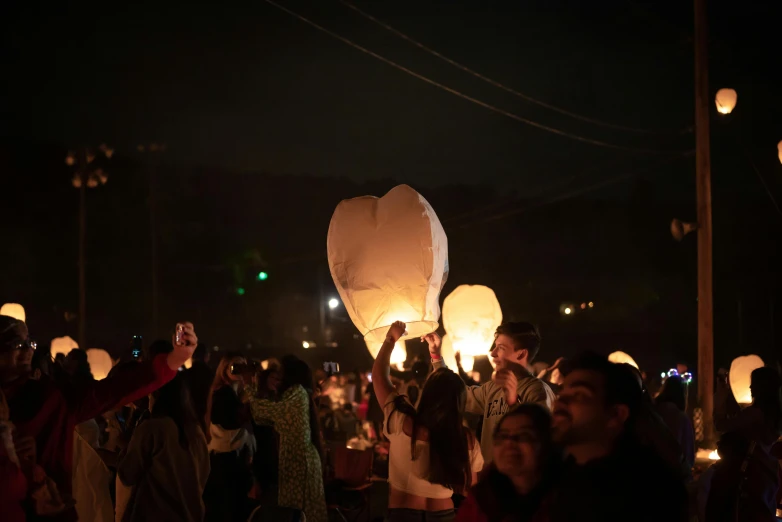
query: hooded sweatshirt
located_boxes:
[432,358,554,464]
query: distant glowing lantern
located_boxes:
[51,336,79,358]
[365,339,407,369]
[184,358,193,369]
[86,348,113,380]
[440,334,475,372]
[777,141,782,164]
[327,184,448,343]
[729,354,764,404]
[441,285,502,372]
[0,303,26,322]
[708,450,720,461]
[608,351,639,370]
[715,88,737,115]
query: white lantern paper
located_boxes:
[328,184,448,343]
[86,348,113,380]
[441,285,502,370]
[0,303,26,322]
[729,354,764,404]
[51,336,79,358]
[715,88,737,115]
[365,340,407,370]
[440,334,475,372]
[608,351,639,370]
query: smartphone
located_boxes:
[175,323,185,346]
[131,335,143,360]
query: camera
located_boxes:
[230,360,261,375]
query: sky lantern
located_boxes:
[51,336,79,358]
[441,285,502,372]
[440,334,474,372]
[86,348,113,380]
[0,303,26,322]
[729,354,764,404]
[608,351,639,370]
[328,184,448,344]
[714,88,737,115]
[777,140,782,164]
[365,340,407,370]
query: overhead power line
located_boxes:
[264,0,681,154]
[340,0,690,135]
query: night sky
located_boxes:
[1,0,780,372]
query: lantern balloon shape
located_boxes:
[715,88,737,115]
[328,184,448,343]
[608,351,639,370]
[440,334,475,372]
[777,140,782,165]
[441,285,502,368]
[729,354,764,404]
[51,336,79,358]
[365,340,407,370]
[0,303,26,322]
[86,348,113,380]
[184,358,193,369]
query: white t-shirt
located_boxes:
[383,392,484,499]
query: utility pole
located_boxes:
[694,0,715,445]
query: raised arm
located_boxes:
[72,323,198,423]
[371,321,406,408]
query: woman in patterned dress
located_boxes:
[245,355,327,522]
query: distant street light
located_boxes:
[328,298,340,310]
[714,88,737,115]
[302,341,315,349]
[564,307,572,315]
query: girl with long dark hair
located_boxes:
[374,322,483,522]
[117,373,210,522]
[244,354,327,522]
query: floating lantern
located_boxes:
[777,140,782,165]
[441,285,502,372]
[365,339,407,370]
[729,354,764,404]
[51,336,79,358]
[328,184,448,343]
[608,351,639,370]
[0,303,26,322]
[715,88,737,115]
[86,348,113,380]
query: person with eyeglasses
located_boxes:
[0,314,198,522]
[456,404,562,522]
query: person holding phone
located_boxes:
[0,315,197,522]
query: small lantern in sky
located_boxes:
[86,348,113,380]
[328,184,448,344]
[51,336,79,358]
[729,354,764,404]
[0,303,26,322]
[365,340,407,370]
[441,285,502,371]
[715,88,737,115]
[608,351,639,370]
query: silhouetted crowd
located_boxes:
[1,315,780,522]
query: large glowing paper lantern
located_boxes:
[86,349,113,380]
[608,351,639,370]
[365,340,407,370]
[441,285,502,371]
[0,303,26,322]
[51,336,79,358]
[328,184,448,343]
[715,88,737,115]
[729,354,764,404]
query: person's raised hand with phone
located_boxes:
[167,322,198,371]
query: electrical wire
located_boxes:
[340,0,690,135]
[263,0,682,154]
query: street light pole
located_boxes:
[694,0,715,445]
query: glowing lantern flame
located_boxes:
[365,340,407,369]
[440,285,502,372]
[328,185,448,343]
[715,88,737,115]
[86,348,113,380]
[729,354,764,404]
[608,351,639,370]
[0,303,26,322]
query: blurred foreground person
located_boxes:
[428,322,555,464]
[706,366,782,522]
[548,352,687,522]
[118,373,209,522]
[654,375,695,470]
[245,355,327,522]
[0,315,197,521]
[456,404,562,522]
[375,322,484,522]
[184,343,214,439]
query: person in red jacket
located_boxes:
[0,315,197,521]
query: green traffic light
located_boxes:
[256,271,268,281]
[237,287,246,296]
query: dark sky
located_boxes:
[4,0,779,190]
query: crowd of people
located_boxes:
[1,313,781,521]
